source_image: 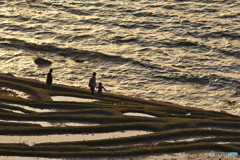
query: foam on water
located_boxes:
[0,0,239,116]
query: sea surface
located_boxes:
[0,0,239,115]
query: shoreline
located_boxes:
[0,73,236,117]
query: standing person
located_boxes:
[46,68,53,89]
[88,72,97,95]
[97,82,106,95]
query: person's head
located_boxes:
[99,82,102,86]
[92,72,96,77]
[49,68,53,73]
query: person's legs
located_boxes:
[90,86,95,95]
[47,83,51,89]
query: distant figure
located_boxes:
[98,82,106,95]
[46,68,53,89]
[88,72,97,95]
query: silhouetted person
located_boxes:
[46,68,53,89]
[88,72,97,95]
[98,82,106,95]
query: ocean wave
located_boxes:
[0,37,164,70]
[153,71,240,88]
[154,38,239,58]
[161,39,199,47]
[0,15,18,19]
[111,35,138,43]
[218,13,240,18]
[34,31,56,35]
[133,11,173,18]
[133,12,160,17]
[42,2,91,16]
[5,25,36,32]
[198,31,240,39]
[53,34,93,42]
[66,8,91,16]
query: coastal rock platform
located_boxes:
[0,73,239,159]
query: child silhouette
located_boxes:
[97,82,106,95]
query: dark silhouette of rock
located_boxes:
[34,58,52,66]
[73,58,85,63]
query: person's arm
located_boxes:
[88,78,91,87]
[94,78,97,87]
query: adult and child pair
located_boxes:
[46,69,106,95]
[88,72,106,95]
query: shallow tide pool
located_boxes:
[0,130,152,146]
[123,112,156,118]
[51,96,99,103]
[0,119,99,127]
[1,102,56,113]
